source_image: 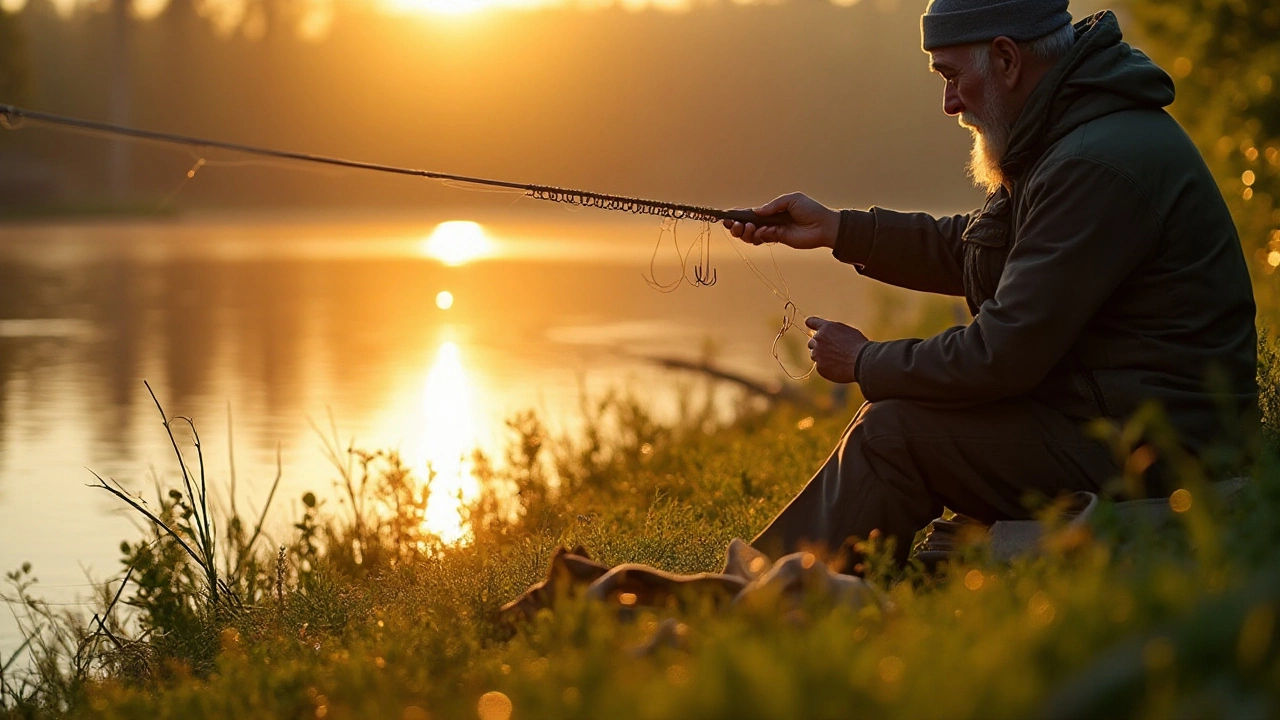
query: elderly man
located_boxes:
[727,1,1258,565]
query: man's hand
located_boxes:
[805,316,869,384]
[723,192,840,250]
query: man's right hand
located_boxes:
[723,192,840,251]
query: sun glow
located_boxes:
[421,221,493,266]
[419,341,481,543]
[379,0,703,15]
[384,0,549,14]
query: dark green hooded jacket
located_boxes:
[833,11,1257,458]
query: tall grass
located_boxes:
[1,332,1277,719]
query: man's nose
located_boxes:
[943,85,963,116]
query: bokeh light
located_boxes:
[477,691,512,720]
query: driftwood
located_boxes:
[633,353,815,407]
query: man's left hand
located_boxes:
[805,317,869,384]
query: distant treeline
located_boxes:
[0,0,987,213]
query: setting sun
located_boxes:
[422,221,493,266]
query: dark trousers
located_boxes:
[750,398,1120,566]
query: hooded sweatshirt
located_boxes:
[833,11,1258,458]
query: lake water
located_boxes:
[0,210,909,653]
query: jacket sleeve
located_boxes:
[832,207,971,296]
[854,157,1160,404]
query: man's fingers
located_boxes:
[756,200,782,216]
[758,193,795,217]
[805,316,828,331]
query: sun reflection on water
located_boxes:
[419,341,481,543]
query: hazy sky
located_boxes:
[5,0,1114,213]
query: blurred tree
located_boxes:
[0,6,29,103]
[106,0,133,199]
[1127,0,1280,313]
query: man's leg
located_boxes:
[750,398,1119,566]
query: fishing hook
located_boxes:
[691,222,717,287]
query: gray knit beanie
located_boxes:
[921,0,1072,51]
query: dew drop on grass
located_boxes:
[477,691,512,720]
[877,656,905,683]
[963,570,984,591]
[401,707,430,720]
[1028,592,1056,628]
[563,687,581,706]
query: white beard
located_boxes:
[959,72,1014,195]
[966,125,1009,195]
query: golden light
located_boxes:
[420,341,480,542]
[477,692,513,720]
[963,569,984,591]
[436,290,455,310]
[384,0,546,17]
[422,221,492,266]
[382,0,696,16]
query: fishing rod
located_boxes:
[0,104,792,227]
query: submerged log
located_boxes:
[634,353,815,407]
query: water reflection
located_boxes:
[417,340,480,543]
[0,216,883,653]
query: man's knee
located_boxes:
[852,399,918,441]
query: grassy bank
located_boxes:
[1,336,1278,719]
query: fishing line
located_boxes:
[643,219,717,292]
[0,104,814,378]
[0,104,789,227]
[644,218,689,293]
[156,155,206,212]
[719,229,816,380]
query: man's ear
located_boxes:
[990,36,1022,89]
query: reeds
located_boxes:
[89,383,280,614]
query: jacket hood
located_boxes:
[1001,10,1175,179]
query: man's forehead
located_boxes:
[927,46,970,73]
